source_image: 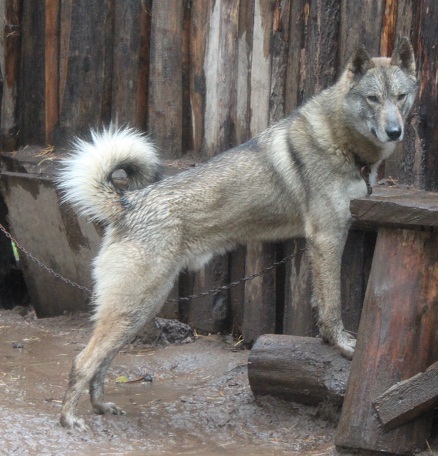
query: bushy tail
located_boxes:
[58,126,162,224]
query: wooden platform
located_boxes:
[351,185,438,229]
[335,185,438,454]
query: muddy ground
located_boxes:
[0,307,437,456]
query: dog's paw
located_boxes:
[336,330,356,359]
[60,414,89,432]
[93,402,126,416]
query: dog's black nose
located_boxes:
[386,126,402,141]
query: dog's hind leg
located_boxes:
[60,249,178,430]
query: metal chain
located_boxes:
[174,247,307,302]
[0,222,92,294]
[0,221,306,302]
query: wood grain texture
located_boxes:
[248,334,350,404]
[373,360,438,430]
[336,228,438,454]
[0,0,21,150]
[351,186,438,228]
[55,0,114,144]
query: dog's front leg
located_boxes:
[308,229,355,359]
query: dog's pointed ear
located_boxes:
[347,45,373,81]
[391,36,416,76]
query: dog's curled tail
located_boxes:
[58,126,162,224]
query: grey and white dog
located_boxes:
[58,37,418,430]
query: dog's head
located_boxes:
[342,37,418,145]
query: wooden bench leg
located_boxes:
[335,228,438,454]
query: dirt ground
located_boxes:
[0,307,437,456]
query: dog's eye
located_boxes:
[367,95,379,103]
[397,93,407,101]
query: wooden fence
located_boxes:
[0,0,436,340]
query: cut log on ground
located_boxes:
[373,360,438,431]
[248,335,351,405]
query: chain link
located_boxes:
[0,221,306,302]
[0,222,92,294]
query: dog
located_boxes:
[58,37,418,430]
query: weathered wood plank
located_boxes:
[339,0,384,67]
[336,228,438,454]
[148,0,184,159]
[373,360,438,430]
[351,186,438,228]
[111,0,146,127]
[19,1,46,145]
[242,1,277,345]
[412,1,438,191]
[189,1,210,153]
[55,0,114,144]
[203,0,239,156]
[45,0,59,144]
[340,230,376,334]
[0,0,21,150]
[283,239,315,336]
[248,334,351,405]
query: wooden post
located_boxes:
[248,334,350,405]
[336,228,438,454]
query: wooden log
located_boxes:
[248,334,351,405]
[373,360,438,431]
[335,228,438,454]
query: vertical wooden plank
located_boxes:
[282,1,314,336]
[58,0,72,118]
[242,0,277,344]
[339,0,384,67]
[135,0,152,130]
[203,0,239,157]
[183,0,240,334]
[111,1,145,127]
[45,0,59,144]
[0,0,21,150]
[148,0,184,159]
[269,0,291,124]
[379,0,397,57]
[189,1,210,153]
[380,0,411,182]
[411,0,438,192]
[340,230,376,334]
[386,1,438,192]
[19,1,46,145]
[283,0,341,337]
[54,0,115,144]
[336,229,438,454]
[283,239,316,336]
[235,0,254,144]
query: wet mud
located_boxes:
[0,308,436,455]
